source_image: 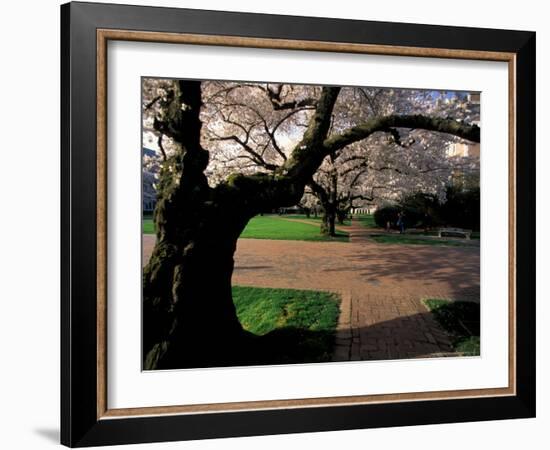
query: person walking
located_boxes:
[396,211,405,234]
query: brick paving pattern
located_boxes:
[142,220,479,362]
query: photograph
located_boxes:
[141,78,481,370]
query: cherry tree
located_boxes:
[297,87,480,235]
[144,83,479,236]
[141,79,479,369]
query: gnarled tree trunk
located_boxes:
[142,81,251,369]
[143,81,340,369]
[143,198,250,369]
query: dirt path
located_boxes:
[142,229,479,361]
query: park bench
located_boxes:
[437,227,472,240]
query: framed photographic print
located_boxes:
[61,1,536,447]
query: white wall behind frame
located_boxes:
[0,1,546,450]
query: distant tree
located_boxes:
[297,87,480,235]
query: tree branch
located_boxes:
[157,135,167,161]
[216,87,341,212]
[215,92,480,218]
[281,87,342,180]
[323,115,480,153]
[265,84,317,110]
[307,178,329,204]
[144,95,161,110]
[210,134,278,171]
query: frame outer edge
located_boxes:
[514,32,536,415]
[60,2,72,447]
[61,1,536,446]
[63,2,103,447]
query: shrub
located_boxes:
[373,204,400,228]
[399,193,442,229]
[440,186,480,230]
[373,186,480,231]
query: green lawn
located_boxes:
[423,298,480,356]
[240,215,349,242]
[233,285,340,364]
[143,214,349,242]
[355,214,376,228]
[288,213,377,229]
[143,216,155,234]
[369,234,475,247]
[286,214,351,226]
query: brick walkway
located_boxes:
[142,221,479,362]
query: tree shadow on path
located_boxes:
[153,307,479,370]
